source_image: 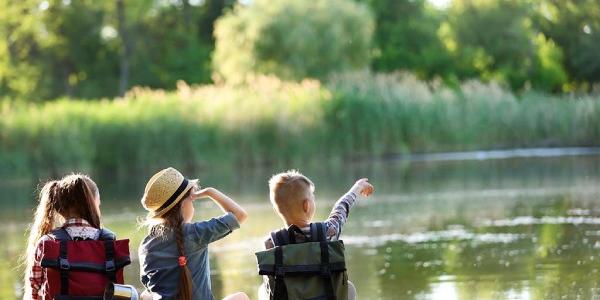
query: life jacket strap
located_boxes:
[59,239,70,295]
[272,246,289,300]
[319,240,335,300]
[104,239,116,282]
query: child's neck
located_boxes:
[286,218,311,228]
[61,213,80,220]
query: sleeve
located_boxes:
[140,270,165,300]
[138,247,149,289]
[140,268,149,290]
[191,212,241,246]
[264,236,274,249]
[324,191,358,240]
[139,249,166,300]
[29,237,48,300]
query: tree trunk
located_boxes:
[116,0,131,97]
[182,0,191,30]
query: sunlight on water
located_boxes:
[429,280,458,300]
[2,155,600,299]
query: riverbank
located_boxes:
[1,73,599,178]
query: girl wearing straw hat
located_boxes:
[139,167,249,300]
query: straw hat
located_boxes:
[141,167,196,218]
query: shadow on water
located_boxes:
[1,154,600,299]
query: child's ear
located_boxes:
[302,198,310,213]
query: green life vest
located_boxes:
[255,222,349,300]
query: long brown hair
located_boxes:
[147,190,194,300]
[23,174,101,295]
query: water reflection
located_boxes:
[1,155,600,299]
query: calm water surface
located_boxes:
[1,155,600,300]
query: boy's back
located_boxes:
[258,170,373,300]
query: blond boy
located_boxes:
[260,170,374,299]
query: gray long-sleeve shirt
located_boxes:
[265,191,358,248]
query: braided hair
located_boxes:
[149,190,194,300]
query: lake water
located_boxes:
[2,154,600,300]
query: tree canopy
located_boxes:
[0,0,599,100]
[213,0,374,83]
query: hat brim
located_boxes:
[148,179,198,218]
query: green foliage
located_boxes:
[359,0,454,80]
[129,0,234,89]
[0,0,232,100]
[2,0,600,97]
[441,0,538,90]
[0,0,119,100]
[533,0,600,90]
[2,73,599,178]
[433,0,580,92]
[213,0,374,83]
[531,34,568,92]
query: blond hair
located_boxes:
[268,170,314,221]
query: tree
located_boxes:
[0,0,47,99]
[0,0,119,100]
[116,0,131,97]
[0,0,232,100]
[441,0,538,90]
[359,0,454,81]
[533,0,600,90]
[213,0,374,83]
[129,0,233,89]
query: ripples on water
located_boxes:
[1,154,600,299]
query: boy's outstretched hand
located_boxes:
[351,178,374,197]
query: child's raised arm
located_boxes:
[325,178,374,239]
[193,187,248,224]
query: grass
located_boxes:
[1,73,599,178]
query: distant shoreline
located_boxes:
[385,147,600,163]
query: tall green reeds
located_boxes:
[1,73,599,178]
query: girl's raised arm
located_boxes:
[193,188,248,224]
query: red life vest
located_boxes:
[40,227,130,300]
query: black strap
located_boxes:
[258,262,346,275]
[310,223,319,242]
[102,230,117,281]
[50,227,72,241]
[272,228,290,246]
[320,241,335,300]
[104,240,116,282]
[98,228,116,241]
[272,246,288,300]
[59,239,70,295]
[287,225,306,244]
[311,222,327,242]
[41,257,131,272]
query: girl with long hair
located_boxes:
[23,173,120,299]
[139,167,249,300]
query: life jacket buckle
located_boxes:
[320,265,330,277]
[105,260,116,272]
[59,258,70,270]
